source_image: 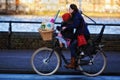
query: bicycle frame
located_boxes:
[52,39,70,65]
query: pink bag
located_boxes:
[77,34,87,47]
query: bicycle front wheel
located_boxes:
[78,50,107,76]
[31,47,60,76]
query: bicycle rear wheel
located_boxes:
[31,47,60,76]
[78,50,107,76]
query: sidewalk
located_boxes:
[0,49,120,75]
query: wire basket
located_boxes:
[39,29,54,41]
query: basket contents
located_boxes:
[40,18,54,31]
[38,18,54,41]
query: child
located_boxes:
[61,13,74,39]
[56,13,72,48]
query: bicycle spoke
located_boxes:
[31,47,60,76]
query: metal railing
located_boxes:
[0,21,120,49]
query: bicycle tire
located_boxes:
[31,47,60,76]
[78,50,107,76]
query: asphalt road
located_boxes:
[0,50,120,75]
[0,74,120,80]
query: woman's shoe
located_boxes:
[65,57,76,69]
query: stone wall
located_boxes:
[0,32,120,51]
[102,35,120,51]
[0,32,53,49]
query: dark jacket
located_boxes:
[66,12,90,40]
[61,19,74,39]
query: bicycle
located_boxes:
[31,26,107,76]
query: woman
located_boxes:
[62,4,90,68]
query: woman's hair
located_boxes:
[70,4,79,13]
